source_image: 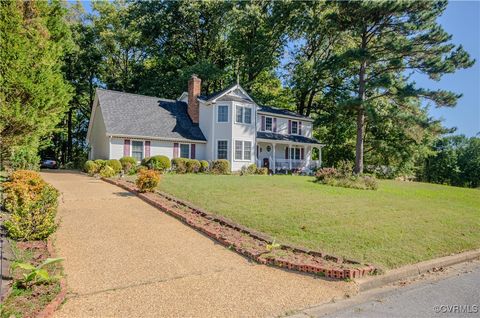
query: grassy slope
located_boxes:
[158,174,480,269]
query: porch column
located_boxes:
[272,143,276,172]
[289,145,292,170]
[319,146,322,167]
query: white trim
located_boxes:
[177,91,188,101]
[216,139,229,160]
[233,139,253,162]
[107,134,207,144]
[179,143,191,159]
[234,104,253,125]
[86,93,100,142]
[208,84,255,104]
[290,120,300,135]
[264,116,273,132]
[216,104,230,123]
[257,110,314,122]
[130,139,145,162]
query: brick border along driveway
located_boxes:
[42,171,354,318]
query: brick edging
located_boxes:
[102,177,376,279]
[35,239,67,318]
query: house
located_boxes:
[86,75,323,172]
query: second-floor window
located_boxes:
[218,105,228,122]
[265,117,273,131]
[236,105,252,124]
[291,121,298,134]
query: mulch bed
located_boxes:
[104,177,377,279]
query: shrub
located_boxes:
[106,159,122,174]
[136,169,160,192]
[83,160,98,176]
[199,160,209,172]
[147,155,171,172]
[119,156,137,174]
[211,160,230,174]
[247,163,257,175]
[94,159,106,168]
[171,158,188,174]
[336,160,354,177]
[186,159,201,173]
[3,172,59,241]
[315,167,338,182]
[99,165,116,178]
[362,175,379,190]
[12,258,63,289]
[256,167,269,175]
[141,157,150,167]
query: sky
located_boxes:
[79,0,479,136]
[413,0,480,137]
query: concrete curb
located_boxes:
[356,249,480,291]
[36,239,68,318]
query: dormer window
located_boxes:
[288,120,302,135]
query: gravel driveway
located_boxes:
[42,171,354,318]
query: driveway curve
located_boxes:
[41,171,354,318]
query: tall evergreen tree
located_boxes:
[328,1,474,173]
[0,0,73,168]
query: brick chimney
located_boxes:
[188,74,201,124]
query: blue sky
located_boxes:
[79,0,479,136]
[413,0,480,137]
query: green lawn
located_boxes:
[157,174,480,270]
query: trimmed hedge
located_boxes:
[171,158,188,174]
[147,155,171,172]
[186,159,201,173]
[99,165,116,178]
[199,160,209,172]
[84,160,98,176]
[2,170,59,241]
[211,160,230,174]
[120,156,137,173]
[106,159,122,173]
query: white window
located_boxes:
[291,121,298,134]
[235,105,252,124]
[180,144,190,159]
[265,117,273,131]
[217,140,228,159]
[234,140,252,161]
[235,141,243,160]
[290,147,301,160]
[218,105,228,122]
[131,140,144,161]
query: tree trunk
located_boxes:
[355,33,368,175]
[67,108,73,162]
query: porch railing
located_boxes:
[257,159,321,172]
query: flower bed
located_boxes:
[103,177,377,279]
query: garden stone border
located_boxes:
[102,177,376,279]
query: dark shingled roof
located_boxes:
[257,105,312,120]
[96,89,206,142]
[257,131,321,144]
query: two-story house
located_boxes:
[87,75,323,172]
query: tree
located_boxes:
[0,0,73,168]
[328,1,474,173]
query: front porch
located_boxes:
[256,140,322,173]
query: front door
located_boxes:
[263,158,269,168]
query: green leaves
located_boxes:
[12,258,63,288]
